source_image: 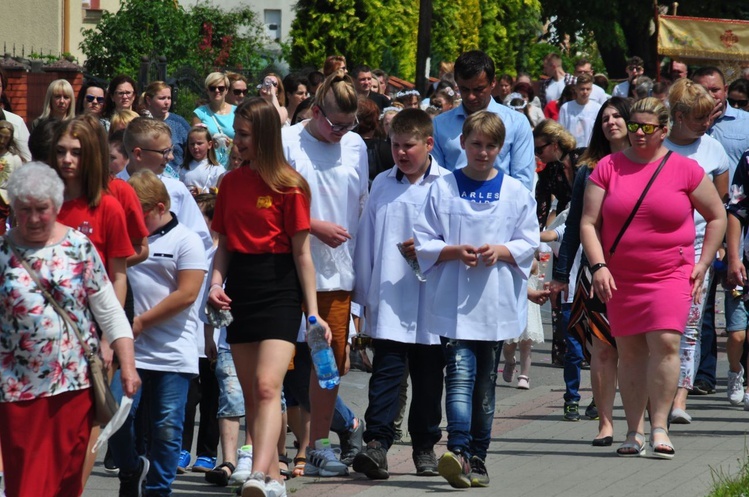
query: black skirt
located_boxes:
[225,253,302,344]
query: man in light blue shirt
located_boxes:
[693,67,749,182]
[432,50,535,191]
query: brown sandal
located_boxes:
[292,456,306,477]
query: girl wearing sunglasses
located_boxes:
[193,72,235,168]
[581,96,726,459]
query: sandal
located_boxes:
[292,456,306,477]
[649,427,675,460]
[204,462,235,487]
[502,359,516,383]
[279,454,293,480]
[616,431,646,457]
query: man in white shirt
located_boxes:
[541,53,575,107]
[558,74,602,147]
[574,59,608,105]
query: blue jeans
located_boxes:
[109,369,191,497]
[560,304,583,402]
[441,337,500,461]
[363,339,444,451]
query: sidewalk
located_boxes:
[82,300,749,497]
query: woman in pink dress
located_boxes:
[580,97,726,459]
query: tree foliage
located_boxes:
[80,0,269,80]
[290,0,542,80]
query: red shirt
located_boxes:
[108,178,149,241]
[58,194,135,268]
[212,166,310,254]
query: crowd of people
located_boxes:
[0,45,748,497]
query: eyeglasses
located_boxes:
[138,146,174,160]
[318,106,358,133]
[115,91,134,98]
[232,88,247,96]
[85,94,106,104]
[626,122,663,134]
[728,98,749,108]
[209,85,227,93]
[534,142,552,155]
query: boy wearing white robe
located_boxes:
[351,109,450,480]
[414,111,539,489]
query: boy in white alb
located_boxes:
[282,71,369,476]
[414,111,539,489]
[108,170,208,496]
[351,109,450,480]
[558,74,602,147]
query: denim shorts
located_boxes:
[216,349,245,418]
[725,291,748,333]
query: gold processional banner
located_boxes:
[658,15,749,62]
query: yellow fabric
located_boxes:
[658,15,749,62]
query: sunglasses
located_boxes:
[209,85,226,93]
[728,98,749,108]
[232,88,247,96]
[318,105,358,133]
[85,94,106,104]
[626,122,663,134]
[534,142,552,155]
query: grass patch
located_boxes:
[707,448,749,497]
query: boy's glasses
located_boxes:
[626,122,662,134]
[138,146,174,160]
[208,85,226,93]
[728,98,748,108]
[317,105,358,133]
[85,94,106,104]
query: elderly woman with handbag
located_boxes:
[0,163,140,497]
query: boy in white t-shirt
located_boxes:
[352,109,450,480]
[108,170,207,497]
[558,74,602,147]
[414,111,539,489]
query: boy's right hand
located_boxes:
[400,238,416,260]
[457,245,479,267]
[311,219,351,248]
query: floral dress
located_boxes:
[0,229,109,402]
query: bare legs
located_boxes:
[589,336,617,439]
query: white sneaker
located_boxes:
[743,393,749,411]
[727,366,745,406]
[305,438,349,477]
[265,477,287,497]
[241,471,266,497]
[230,445,253,485]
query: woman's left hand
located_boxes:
[690,261,709,304]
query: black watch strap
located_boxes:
[590,262,608,274]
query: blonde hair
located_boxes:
[235,97,310,200]
[123,117,172,159]
[462,111,506,148]
[533,119,577,155]
[110,109,140,134]
[668,78,714,120]
[205,72,229,89]
[128,169,171,211]
[631,97,669,127]
[313,70,358,115]
[39,79,76,120]
[264,73,286,107]
[144,81,170,103]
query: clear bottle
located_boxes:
[307,316,340,389]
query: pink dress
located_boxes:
[589,151,704,336]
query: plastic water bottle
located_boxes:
[307,316,340,389]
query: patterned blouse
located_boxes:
[0,229,108,402]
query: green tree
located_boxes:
[479,0,542,76]
[80,0,269,80]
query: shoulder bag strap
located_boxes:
[7,241,95,359]
[609,150,672,256]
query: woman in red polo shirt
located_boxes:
[208,98,329,497]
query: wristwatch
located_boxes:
[590,262,608,274]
